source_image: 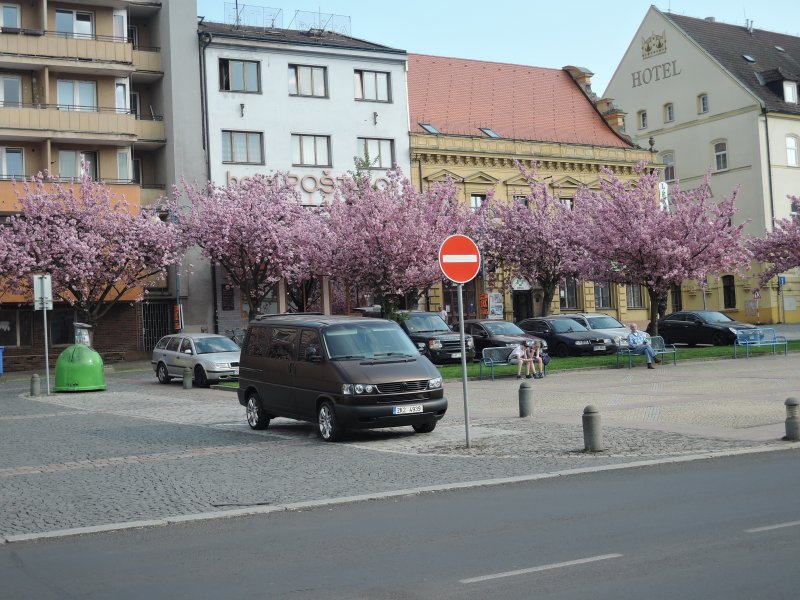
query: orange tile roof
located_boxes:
[408,53,631,148]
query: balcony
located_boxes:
[0,178,141,213]
[140,184,167,206]
[0,30,133,75]
[133,47,162,78]
[0,104,136,143]
[134,115,166,147]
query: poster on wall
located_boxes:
[488,292,504,319]
[221,284,235,311]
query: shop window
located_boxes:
[0,308,33,347]
[560,276,579,309]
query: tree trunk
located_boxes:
[539,282,557,317]
[646,287,666,336]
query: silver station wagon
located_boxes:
[151,333,240,387]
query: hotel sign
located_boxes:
[631,31,681,88]
[226,170,391,203]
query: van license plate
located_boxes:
[594,345,606,351]
[451,352,461,359]
[393,404,423,415]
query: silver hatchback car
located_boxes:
[152,333,240,387]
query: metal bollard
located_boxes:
[183,367,192,389]
[582,405,604,452]
[519,381,534,417]
[30,374,40,397]
[785,397,799,441]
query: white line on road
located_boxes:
[745,520,800,533]
[459,553,623,584]
[441,254,478,263]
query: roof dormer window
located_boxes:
[479,127,501,138]
[419,123,439,134]
[784,81,798,104]
[742,54,756,63]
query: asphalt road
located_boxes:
[2,450,798,600]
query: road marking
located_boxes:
[441,254,478,263]
[460,553,623,584]
[0,412,80,421]
[745,520,800,533]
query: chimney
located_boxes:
[563,65,595,96]
[596,98,627,133]
[704,16,715,22]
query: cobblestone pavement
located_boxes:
[1,353,798,539]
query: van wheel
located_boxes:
[194,365,210,388]
[246,392,269,430]
[318,401,343,442]
[156,363,171,384]
[412,421,436,434]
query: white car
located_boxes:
[554,313,648,349]
[152,333,240,387]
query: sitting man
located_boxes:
[628,322,660,369]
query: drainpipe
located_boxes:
[762,107,776,228]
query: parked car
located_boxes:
[516,317,616,357]
[552,313,645,348]
[657,310,758,346]
[238,314,446,441]
[463,319,547,357]
[152,333,240,387]
[397,311,475,364]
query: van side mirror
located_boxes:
[183,348,193,355]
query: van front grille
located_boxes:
[376,380,428,394]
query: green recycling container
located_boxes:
[53,343,106,392]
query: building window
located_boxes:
[560,197,574,210]
[787,136,798,167]
[59,150,97,180]
[626,284,645,308]
[292,134,330,167]
[219,59,260,93]
[117,150,129,181]
[55,9,93,39]
[354,70,390,102]
[637,110,647,129]
[784,81,798,104]
[662,152,675,181]
[664,103,674,123]
[57,80,97,112]
[560,276,579,310]
[594,282,613,309]
[714,141,728,171]
[513,195,529,207]
[0,147,23,178]
[0,308,33,347]
[419,123,439,134]
[670,284,683,312]
[221,131,263,164]
[50,308,76,345]
[357,137,394,169]
[469,194,485,211]
[0,75,19,107]
[289,65,327,97]
[698,93,709,114]
[0,4,20,28]
[722,275,736,309]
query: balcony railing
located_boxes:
[0,178,141,212]
[0,28,133,67]
[0,103,138,138]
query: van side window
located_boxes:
[268,327,297,360]
[299,330,322,361]
[166,337,181,352]
[246,326,268,357]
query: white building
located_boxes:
[197,19,410,329]
[605,7,800,323]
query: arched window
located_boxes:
[787,136,798,167]
[663,103,674,123]
[722,275,736,309]
[714,141,728,171]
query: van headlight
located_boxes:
[428,377,442,389]
[428,339,442,350]
[342,383,376,395]
[574,340,590,345]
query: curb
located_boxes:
[3,443,797,545]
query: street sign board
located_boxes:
[32,274,53,311]
[778,275,786,287]
[439,235,481,284]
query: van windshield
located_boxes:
[323,322,419,360]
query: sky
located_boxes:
[196,0,800,94]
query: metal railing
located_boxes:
[0,27,161,51]
[0,101,163,120]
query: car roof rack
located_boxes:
[254,312,324,320]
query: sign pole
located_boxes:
[42,302,50,395]
[456,283,471,448]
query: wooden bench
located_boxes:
[617,336,677,368]
[479,346,548,380]
[733,327,788,358]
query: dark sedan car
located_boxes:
[657,310,758,346]
[516,317,616,357]
[463,319,547,357]
[398,311,475,364]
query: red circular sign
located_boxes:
[439,235,481,284]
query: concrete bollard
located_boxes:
[30,374,40,397]
[519,381,534,417]
[583,405,604,452]
[785,397,799,441]
[183,367,192,390]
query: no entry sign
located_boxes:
[439,235,481,284]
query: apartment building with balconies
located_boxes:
[0,0,205,371]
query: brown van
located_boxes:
[237,314,447,441]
